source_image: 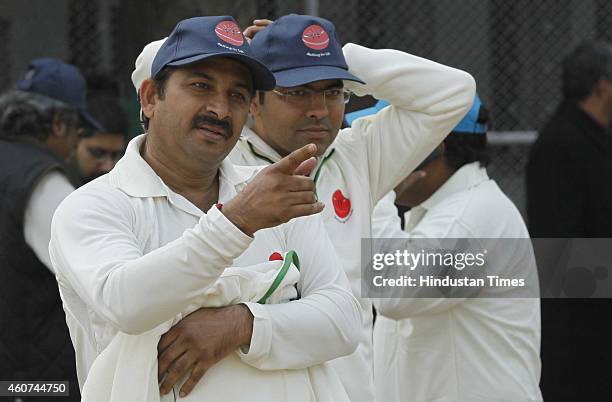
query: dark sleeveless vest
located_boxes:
[0,140,79,400]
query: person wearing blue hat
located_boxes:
[50,15,362,401]
[228,14,476,402]
[17,58,106,133]
[372,96,543,402]
[0,58,94,400]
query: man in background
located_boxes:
[374,96,542,401]
[67,96,129,186]
[527,40,612,401]
[0,58,102,401]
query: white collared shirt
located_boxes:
[230,43,476,402]
[373,162,543,402]
[49,134,361,398]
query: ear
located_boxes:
[140,78,158,120]
[251,91,263,117]
[51,112,67,138]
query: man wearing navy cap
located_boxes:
[0,58,97,400]
[373,96,543,401]
[226,14,475,402]
[16,58,106,133]
[50,16,362,401]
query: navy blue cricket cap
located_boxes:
[151,16,275,91]
[250,14,365,87]
[16,58,105,132]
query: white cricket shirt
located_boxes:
[229,43,476,402]
[373,162,543,402]
[49,134,362,400]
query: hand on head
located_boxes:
[243,19,273,43]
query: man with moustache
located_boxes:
[374,96,542,402]
[50,16,360,401]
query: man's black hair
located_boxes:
[562,40,612,101]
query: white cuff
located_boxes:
[237,302,272,366]
[205,203,253,244]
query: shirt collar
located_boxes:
[240,127,283,163]
[420,162,489,211]
[110,134,252,200]
[240,126,337,169]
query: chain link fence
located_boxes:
[1,0,611,216]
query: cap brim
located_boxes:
[272,65,365,87]
[166,53,276,91]
[79,109,106,132]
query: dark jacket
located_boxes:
[0,140,79,401]
[527,101,612,237]
[526,101,612,402]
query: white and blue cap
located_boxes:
[346,95,487,170]
[345,100,390,126]
[451,94,487,135]
[250,14,365,87]
[345,95,487,134]
[152,16,276,91]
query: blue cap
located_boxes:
[451,94,487,135]
[16,58,105,132]
[151,16,275,91]
[345,100,390,126]
[250,14,365,87]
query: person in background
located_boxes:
[67,96,129,186]
[374,95,542,402]
[0,58,103,401]
[526,40,612,401]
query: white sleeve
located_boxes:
[371,219,475,319]
[239,214,362,370]
[23,169,74,273]
[341,43,476,204]
[49,189,253,335]
[371,191,407,238]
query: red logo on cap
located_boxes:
[215,20,244,46]
[302,24,329,50]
